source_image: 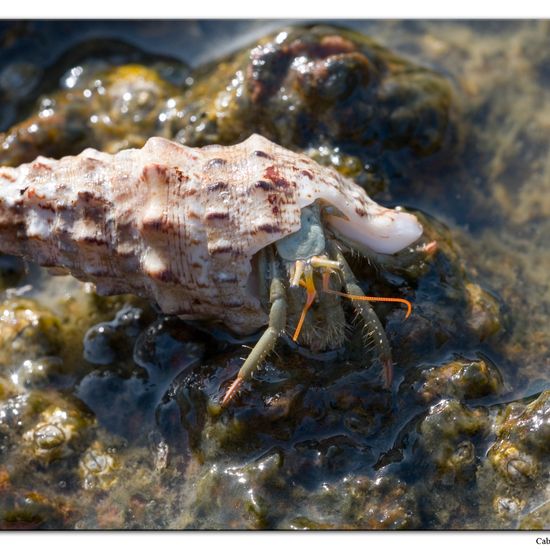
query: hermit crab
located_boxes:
[0,134,423,406]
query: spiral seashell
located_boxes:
[0,134,422,338]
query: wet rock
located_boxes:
[0,373,19,402]
[180,449,418,530]
[79,440,120,491]
[0,394,32,449]
[0,255,26,291]
[173,25,458,195]
[0,21,543,530]
[83,306,143,366]
[183,451,284,529]
[417,399,489,479]
[22,401,95,463]
[410,353,503,403]
[0,61,42,100]
[493,495,525,523]
[14,357,67,391]
[282,474,419,529]
[0,26,458,198]
[78,316,204,442]
[0,298,62,369]
[171,343,391,463]
[0,62,184,166]
[474,391,550,528]
[464,282,501,341]
[0,490,74,529]
[368,213,503,367]
[519,501,550,530]
[488,390,550,485]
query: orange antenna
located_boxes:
[322,271,412,318]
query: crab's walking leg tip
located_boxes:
[419,240,438,256]
[221,376,244,408]
[383,359,394,389]
[289,260,305,288]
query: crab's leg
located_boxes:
[221,250,287,407]
[291,264,317,342]
[326,241,394,387]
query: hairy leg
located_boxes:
[221,249,287,407]
[326,240,394,387]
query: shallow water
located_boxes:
[0,20,548,529]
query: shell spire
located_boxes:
[0,134,422,334]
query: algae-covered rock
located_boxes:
[79,440,120,491]
[172,25,458,194]
[179,450,419,529]
[20,399,95,464]
[0,298,63,369]
[0,490,76,529]
[475,391,550,529]
[519,501,550,530]
[417,399,489,478]
[412,354,503,403]
[0,61,185,166]
[0,21,546,531]
[488,391,550,485]
[0,26,457,198]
